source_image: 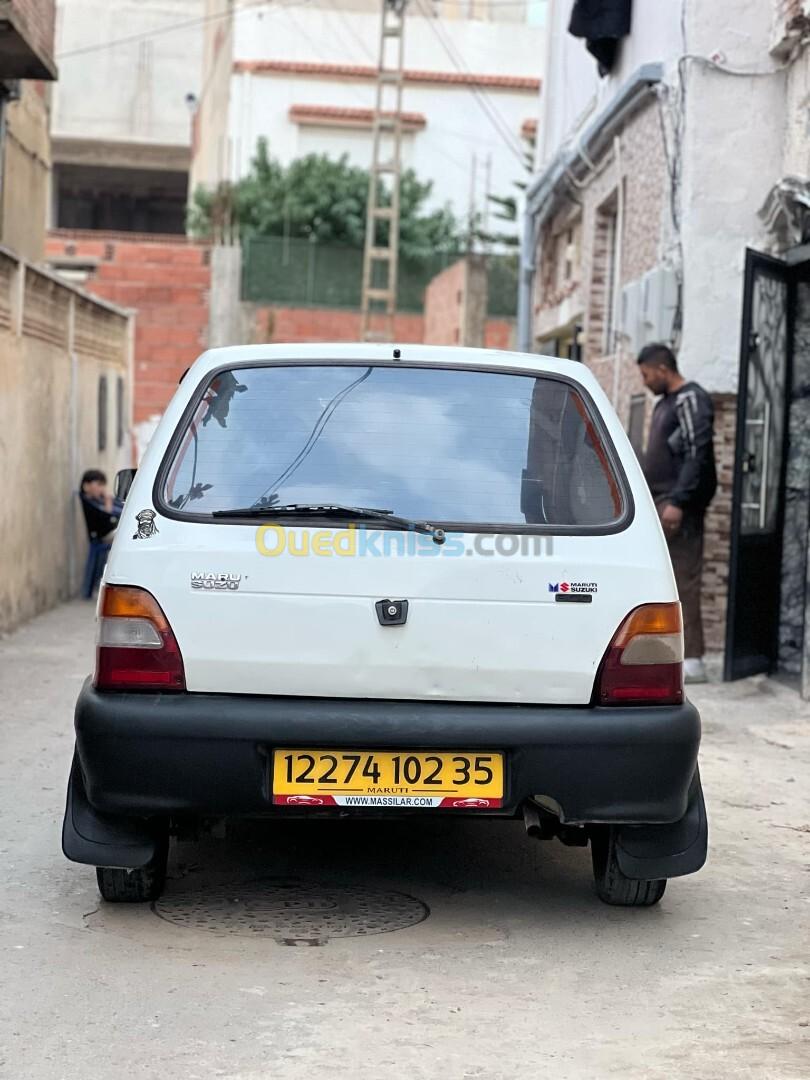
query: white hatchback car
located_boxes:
[63,344,707,906]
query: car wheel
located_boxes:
[590,827,666,907]
[96,833,169,903]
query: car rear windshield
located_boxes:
[160,363,627,529]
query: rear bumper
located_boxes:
[71,680,701,825]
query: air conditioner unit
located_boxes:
[619,280,642,355]
[639,267,678,345]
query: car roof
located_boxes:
[188,343,599,390]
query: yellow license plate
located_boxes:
[272,749,504,809]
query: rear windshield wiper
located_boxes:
[211,503,446,543]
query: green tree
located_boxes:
[474,130,536,249]
[188,138,462,263]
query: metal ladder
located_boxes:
[360,0,407,343]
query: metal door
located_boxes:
[724,250,793,679]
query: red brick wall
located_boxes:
[424,260,465,345]
[46,231,211,426]
[484,320,515,350]
[254,306,425,344]
[253,304,514,350]
[423,258,514,349]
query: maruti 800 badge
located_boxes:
[191,572,242,591]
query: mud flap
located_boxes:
[62,754,160,868]
[614,769,707,880]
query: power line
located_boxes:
[56,0,276,60]
[414,0,526,164]
[323,0,523,171]
[320,0,470,175]
[425,6,528,161]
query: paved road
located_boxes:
[2,601,809,1079]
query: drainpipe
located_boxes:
[517,212,538,353]
[610,134,624,410]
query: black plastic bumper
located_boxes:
[70,679,701,820]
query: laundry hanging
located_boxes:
[568,0,633,76]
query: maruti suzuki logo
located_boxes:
[549,581,597,595]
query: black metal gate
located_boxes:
[724,250,793,680]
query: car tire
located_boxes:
[95,833,169,903]
[590,827,666,907]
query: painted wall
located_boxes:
[53,0,205,147]
[678,0,788,394]
[0,249,133,632]
[2,81,51,261]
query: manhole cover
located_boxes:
[153,881,429,943]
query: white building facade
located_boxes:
[521,0,810,692]
[191,0,546,228]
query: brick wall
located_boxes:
[46,231,211,432]
[252,302,514,350]
[423,256,515,349]
[424,260,465,345]
[703,394,736,652]
[253,306,425,344]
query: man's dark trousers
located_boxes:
[666,511,705,658]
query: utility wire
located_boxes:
[321,0,470,174]
[429,14,528,161]
[414,0,527,164]
[56,0,276,60]
[329,0,527,166]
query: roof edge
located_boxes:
[527,62,664,222]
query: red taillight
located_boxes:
[94,585,185,692]
[596,603,683,706]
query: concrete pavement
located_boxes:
[1,601,808,1079]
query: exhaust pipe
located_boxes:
[523,801,543,838]
[523,801,587,845]
[523,801,557,840]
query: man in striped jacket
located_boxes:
[638,343,718,684]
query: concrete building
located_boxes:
[0,1,136,632]
[51,0,205,233]
[520,0,810,694]
[191,0,545,230]
[0,0,58,261]
[0,246,134,632]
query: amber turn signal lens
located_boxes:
[610,602,682,647]
[100,585,170,632]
